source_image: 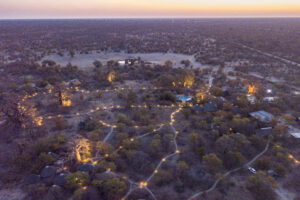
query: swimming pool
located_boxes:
[177,95,193,102]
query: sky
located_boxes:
[1,0,300,19]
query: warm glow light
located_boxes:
[107,71,116,83]
[139,181,148,188]
[248,84,257,95]
[76,138,92,163]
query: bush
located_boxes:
[26,184,48,199]
[32,152,55,173]
[12,153,32,171]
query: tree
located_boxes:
[203,153,223,174]
[189,133,199,147]
[153,169,173,186]
[181,59,191,68]
[96,160,116,173]
[275,164,286,177]
[177,160,189,176]
[93,60,103,68]
[210,87,223,96]
[247,171,277,200]
[236,95,249,108]
[224,151,245,169]
[69,49,75,58]
[95,178,127,200]
[178,70,195,89]
[164,60,173,71]
[65,172,89,191]
[149,136,162,157]
[254,157,271,171]
[155,74,175,89]
[125,91,137,109]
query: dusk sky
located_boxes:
[1,0,300,19]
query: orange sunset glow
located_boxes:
[1,0,300,18]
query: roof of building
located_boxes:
[255,127,273,137]
[250,110,274,122]
[203,102,218,112]
[192,102,218,112]
[290,132,300,138]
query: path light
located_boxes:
[153,129,156,132]
[92,161,98,165]
[96,107,100,110]
[162,158,166,162]
[139,181,148,188]
[90,109,94,113]
[106,168,111,172]
[130,138,134,142]
[83,186,87,190]
[105,154,109,157]
[154,170,158,174]
[119,146,123,149]
[176,150,180,154]
[134,125,139,129]
[113,125,117,128]
[176,131,179,135]
[47,116,52,119]
[76,112,80,116]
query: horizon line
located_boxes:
[1,16,300,20]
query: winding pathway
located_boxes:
[188,140,270,200]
